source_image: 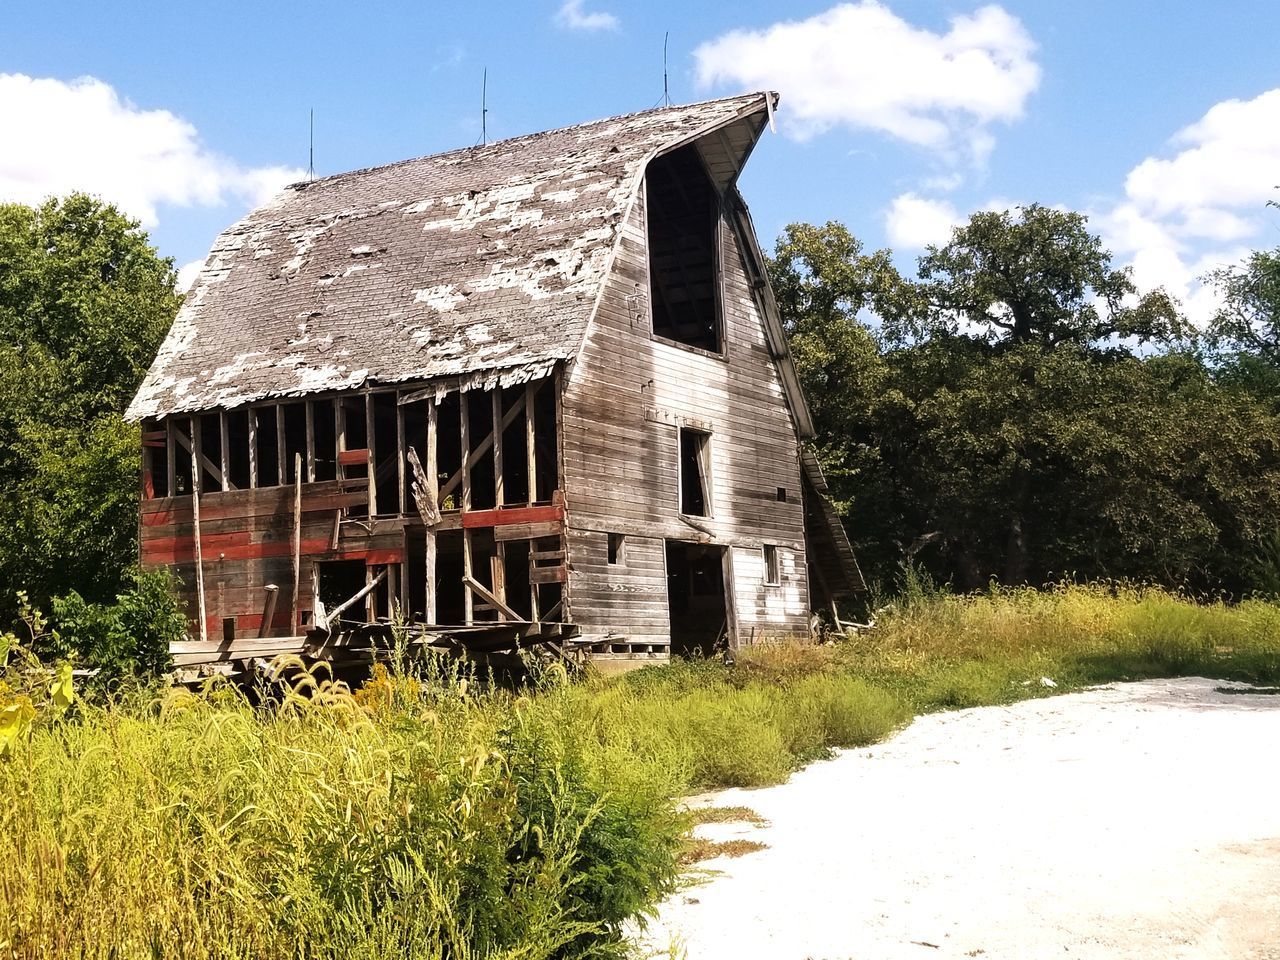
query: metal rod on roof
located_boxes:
[482,68,488,145]
[663,32,671,106]
[309,109,314,181]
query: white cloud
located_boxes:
[176,259,204,293]
[885,192,960,249]
[0,73,304,227]
[555,0,619,32]
[693,2,1040,162]
[1096,88,1280,326]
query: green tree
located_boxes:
[1206,246,1280,365]
[770,213,1280,595]
[0,194,180,620]
[912,204,1186,347]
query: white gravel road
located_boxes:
[631,678,1280,960]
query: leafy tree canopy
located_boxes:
[910,204,1186,348]
[0,194,179,619]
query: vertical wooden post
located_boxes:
[364,564,375,622]
[247,409,258,489]
[218,412,230,490]
[721,546,739,651]
[396,394,406,517]
[425,401,438,624]
[492,389,504,508]
[190,451,208,643]
[525,381,538,505]
[365,393,377,516]
[291,453,302,634]
[305,401,316,482]
[164,418,176,495]
[463,529,474,625]
[460,392,471,512]
[257,584,279,638]
[275,405,286,486]
[387,564,399,620]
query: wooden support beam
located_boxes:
[219,411,231,491]
[396,395,407,516]
[291,453,302,633]
[462,528,474,624]
[492,389,504,508]
[190,451,207,643]
[365,393,377,516]
[459,393,471,512]
[257,584,279,639]
[247,409,258,489]
[177,417,226,490]
[305,401,316,483]
[525,381,538,504]
[326,568,387,624]
[490,550,506,605]
[165,418,177,495]
[437,392,525,502]
[463,575,521,622]
[425,401,438,624]
[276,405,286,488]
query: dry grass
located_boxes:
[687,806,768,826]
[678,838,769,866]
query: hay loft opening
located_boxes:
[647,144,722,354]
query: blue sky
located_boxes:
[3,1,1280,321]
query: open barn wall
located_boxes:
[139,374,567,649]
[560,181,811,653]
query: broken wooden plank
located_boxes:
[463,575,522,622]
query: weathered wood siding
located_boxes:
[561,188,810,645]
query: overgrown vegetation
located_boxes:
[6,585,1280,958]
[0,195,179,624]
[771,207,1280,597]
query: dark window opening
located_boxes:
[312,399,337,482]
[254,408,279,487]
[607,533,624,565]
[225,410,251,490]
[436,394,462,512]
[532,380,558,503]
[646,144,721,353]
[197,413,223,492]
[372,392,399,516]
[466,389,496,511]
[502,539,533,621]
[501,385,530,505]
[532,534,563,621]
[316,560,368,626]
[282,403,307,485]
[764,544,780,585]
[146,420,169,498]
[341,395,367,451]
[678,427,711,517]
[665,540,728,657]
[776,486,787,503]
[435,530,466,624]
[401,398,428,512]
[172,418,193,495]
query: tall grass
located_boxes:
[5,583,1280,958]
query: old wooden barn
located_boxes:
[124,91,863,673]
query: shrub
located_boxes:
[41,568,183,681]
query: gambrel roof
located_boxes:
[126,92,778,421]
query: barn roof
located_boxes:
[126,92,777,421]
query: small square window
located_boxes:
[763,544,780,585]
[776,486,787,503]
[607,533,625,565]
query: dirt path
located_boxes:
[631,678,1280,960]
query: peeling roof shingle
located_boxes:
[127,92,773,420]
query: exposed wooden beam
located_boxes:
[464,575,521,622]
[437,391,526,502]
[174,419,225,489]
[425,400,438,624]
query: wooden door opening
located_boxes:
[665,540,728,657]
